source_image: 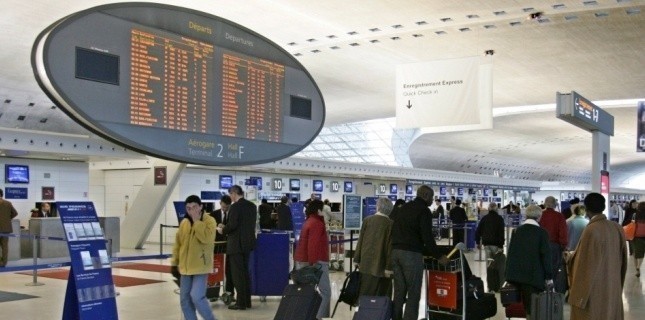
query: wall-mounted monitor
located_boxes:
[344,181,353,193]
[312,180,323,192]
[219,175,233,189]
[405,185,413,195]
[390,184,398,194]
[248,176,262,190]
[290,179,301,191]
[5,165,29,184]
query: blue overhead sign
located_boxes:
[556,91,614,136]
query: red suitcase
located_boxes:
[505,301,526,319]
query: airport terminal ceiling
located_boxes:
[0,0,643,188]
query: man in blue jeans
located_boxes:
[390,185,448,320]
[171,195,217,320]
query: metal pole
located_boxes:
[26,235,44,286]
[160,224,163,256]
[107,238,113,261]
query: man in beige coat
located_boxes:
[0,189,19,267]
[354,197,394,297]
[567,193,627,319]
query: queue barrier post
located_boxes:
[25,234,44,286]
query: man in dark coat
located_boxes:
[258,198,275,229]
[220,185,257,310]
[390,185,448,320]
[0,190,18,267]
[449,199,468,244]
[275,196,293,231]
[475,202,505,259]
[210,195,234,299]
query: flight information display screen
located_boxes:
[34,3,324,166]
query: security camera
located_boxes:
[528,12,544,20]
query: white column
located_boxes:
[591,131,610,213]
[121,159,186,249]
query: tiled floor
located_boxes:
[0,247,643,319]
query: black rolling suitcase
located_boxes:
[274,284,322,320]
[530,290,564,320]
[352,295,392,320]
[431,292,498,320]
[486,251,506,292]
[465,292,497,320]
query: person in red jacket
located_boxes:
[539,196,568,291]
[294,199,330,319]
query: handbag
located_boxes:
[623,221,636,241]
[635,221,645,238]
[290,263,323,285]
[500,282,521,306]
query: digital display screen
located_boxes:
[601,170,610,213]
[405,185,413,195]
[290,179,300,191]
[390,184,398,194]
[290,95,312,120]
[75,47,120,85]
[219,175,233,189]
[344,181,353,193]
[34,3,325,166]
[313,180,323,192]
[5,165,29,184]
[249,176,262,190]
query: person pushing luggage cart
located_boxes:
[209,195,236,304]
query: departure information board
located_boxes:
[130,29,213,133]
[33,3,324,166]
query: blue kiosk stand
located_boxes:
[58,202,118,320]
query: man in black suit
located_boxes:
[258,199,275,230]
[275,196,293,231]
[210,195,234,300]
[220,185,256,310]
[449,199,468,245]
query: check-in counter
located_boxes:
[99,217,120,254]
[24,217,120,259]
[29,218,68,258]
[6,219,21,261]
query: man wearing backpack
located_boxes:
[390,185,448,320]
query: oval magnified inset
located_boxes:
[33,2,324,166]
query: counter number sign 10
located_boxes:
[272,178,283,191]
[330,181,340,192]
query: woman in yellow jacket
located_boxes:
[171,195,217,320]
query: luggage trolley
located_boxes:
[424,247,467,320]
[328,230,344,272]
[206,240,234,305]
